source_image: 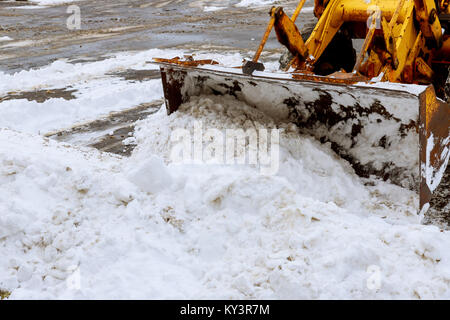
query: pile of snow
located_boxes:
[1,93,450,299]
[127,156,173,194]
[203,6,227,12]
[0,47,449,299]
[132,95,420,219]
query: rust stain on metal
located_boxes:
[292,71,368,84]
[160,66,185,114]
[419,86,450,210]
[153,57,219,67]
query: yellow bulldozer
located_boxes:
[154,0,450,214]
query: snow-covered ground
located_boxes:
[28,0,81,6]
[1,48,450,299]
[2,0,80,8]
[0,49,252,134]
[6,0,280,10]
[235,0,275,7]
[191,0,283,12]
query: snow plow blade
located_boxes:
[154,59,450,214]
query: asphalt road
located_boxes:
[0,0,316,72]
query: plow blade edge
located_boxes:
[157,62,450,213]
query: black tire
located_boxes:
[433,65,450,102]
[279,25,356,75]
[314,29,356,75]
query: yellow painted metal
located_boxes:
[364,49,384,78]
[304,0,343,61]
[403,31,424,82]
[424,87,441,130]
[353,14,378,73]
[386,4,417,81]
[253,1,308,69]
[252,7,276,63]
[268,0,448,85]
[386,0,407,69]
[273,7,309,58]
[389,0,407,29]
[291,0,307,22]
[414,0,443,48]
[416,57,435,80]
[303,0,413,62]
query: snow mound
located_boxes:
[235,0,275,7]
[1,116,450,299]
[127,156,173,194]
[132,95,418,218]
[1,50,449,299]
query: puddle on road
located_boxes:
[0,88,77,103]
[90,125,137,156]
[46,100,163,156]
[108,69,161,82]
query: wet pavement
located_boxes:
[45,99,163,156]
[0,87,77,102]
[0,0,313,73]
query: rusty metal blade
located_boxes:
[419,87,450,213]
[155,61,449,213]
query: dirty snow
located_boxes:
[301,6,315,13]
[356,80,428,95]
[1,48,450,299]
[28,0,81,6]
[235,0,275,7]
[0,49,248,134]
[195,0,277,11]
